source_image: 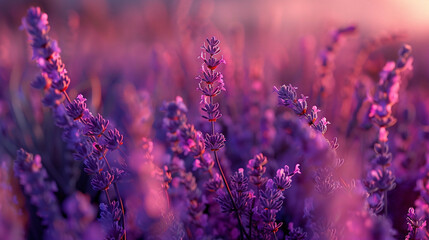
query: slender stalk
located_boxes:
[273,232,278,240]
[213,151,247,239]
[207,67,249,239]
[63,91,72,104]
[248,197,256,239]
[104,189,112,204]
[103,156,126,239]
[384,191,388,216]
[165,189,170,209]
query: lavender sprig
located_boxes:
[315,25,357,107]
[197,37,249,238]
[364,44,412,214]
[274,84,330,135]
[14,149,61,226]
[22,7,126,239]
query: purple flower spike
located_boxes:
[90,171,114,191]
[216,190,251,215]
[66,94,87,120]
[205,133,226,151]
[14,149,61,226]
[162,96,188,119]
[293,94,309,116]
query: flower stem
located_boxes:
[103,155,126,240]
[208,82,249,239]
[214,151,248,239]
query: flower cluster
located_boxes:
[11,6,429,239]
[215,153,301,239]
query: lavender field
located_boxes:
[2,1,429,239]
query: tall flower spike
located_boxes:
[197,37,248,238]
[22,7,70,94]
[365,44,412,215]
[14,149,61,226]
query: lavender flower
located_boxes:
[103,129,124,150]
[83,114,109,137]
[66,94,87,120]
[205,132,226,151]
[272,164,301,191]
[14,149,61,226]
[22,7,70,94]
[99,201,124,239]
[83,155,105,175]
[91,171,114,191]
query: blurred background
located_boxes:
[1,0,429,238]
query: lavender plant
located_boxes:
[364,44,412,214]
[196,37,251,237]
[21,7,126,239]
